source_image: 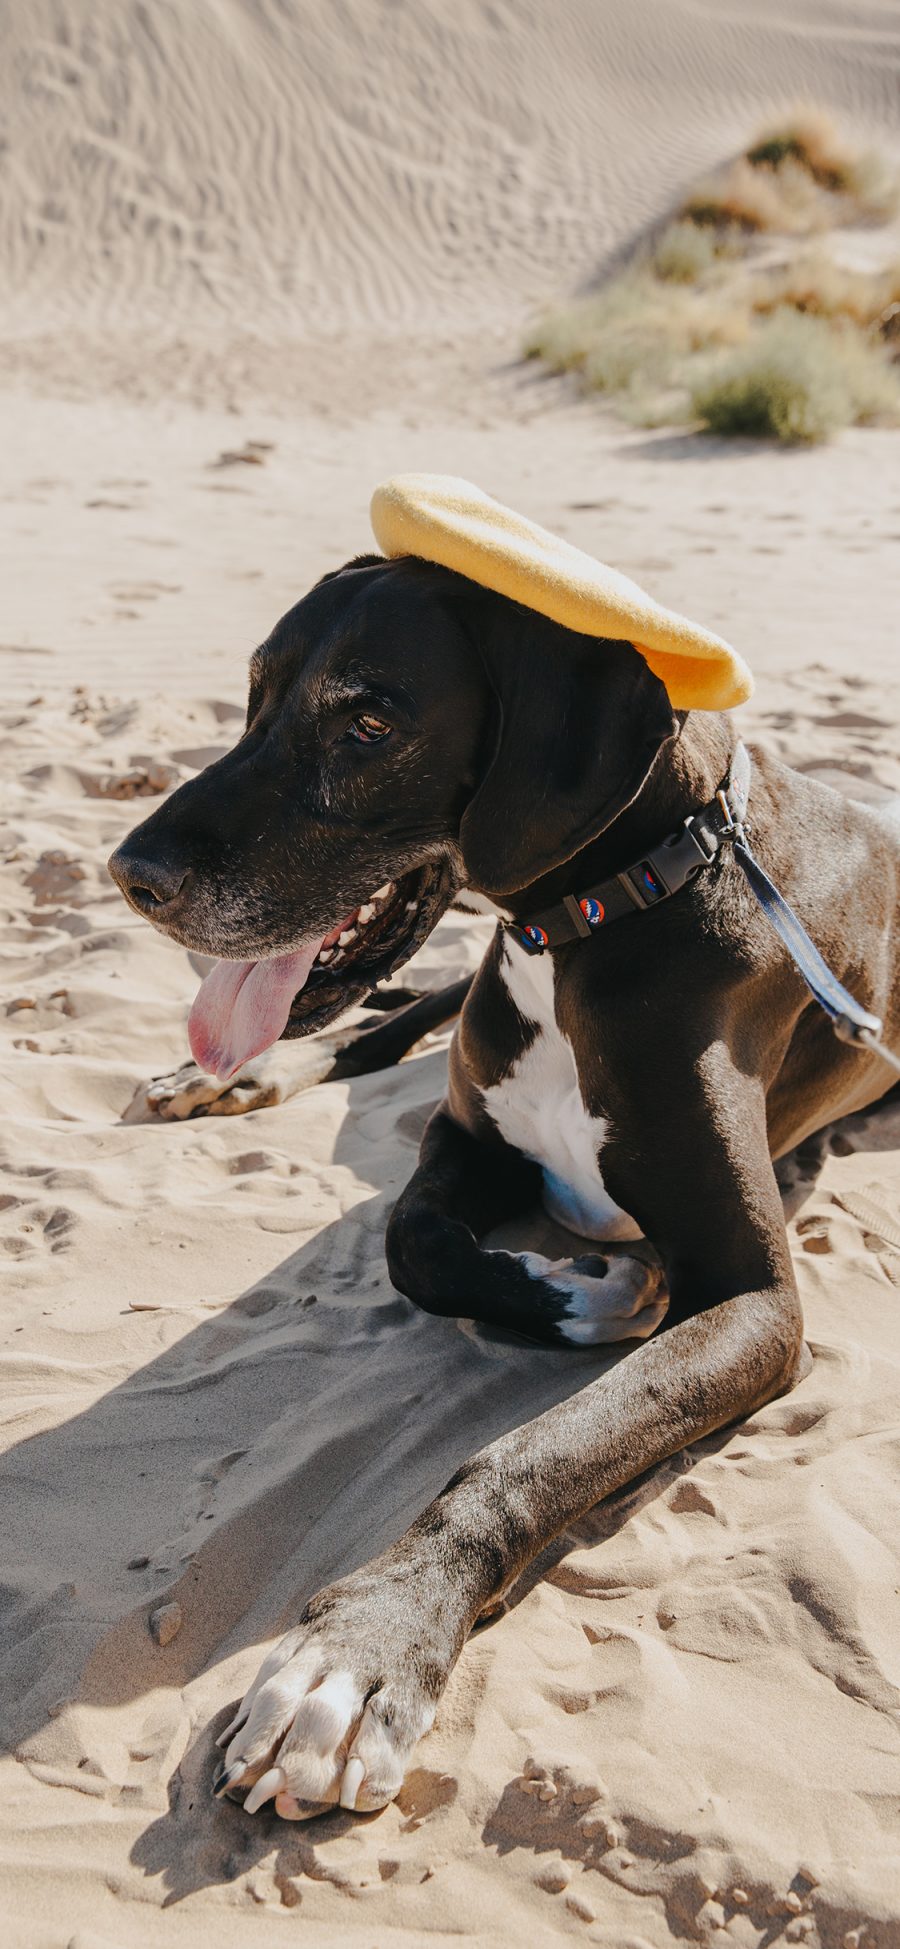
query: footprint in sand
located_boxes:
[108,582,182,603]
[24,849,88,904]
[835,1186,900,1252]
[0,1202,75,1254]
[77,760,179,799]
[796,1215,834,1255]
[834,1186,900,1285]
[209,439,274,469]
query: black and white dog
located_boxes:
[109,552,900,1821]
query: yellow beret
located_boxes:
[370,473,752,713]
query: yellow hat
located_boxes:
[370,473,752,712]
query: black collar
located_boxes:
[506,742,752,954]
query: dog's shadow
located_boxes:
[3,1049,897,1906]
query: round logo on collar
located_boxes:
[579,896,605,927]
[521,923,549,949]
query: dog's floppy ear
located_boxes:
[458,597,677,896]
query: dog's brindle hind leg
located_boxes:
[126,977,473,1121]
[217,1049,807,1820]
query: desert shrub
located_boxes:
[747,108,851,187]
[652,221,719,282]
[691,311,900,443]
[683,158,794,233]
[746,108,900,220]
[841,145,900,223]
[524,111,899,441]
[527,268,748,415]
[750,251,886,327]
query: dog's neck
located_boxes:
[484,711,736,923]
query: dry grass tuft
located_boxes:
[524,109,900,442]
[750,251,900,331]
[651,221,722,282]
[684,156,820,235]
[745,107,900,221]
[691,312,900,444]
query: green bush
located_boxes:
[524,112,900,442]
[691,312,900,444]
[652,222,718,282]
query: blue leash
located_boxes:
[723,763,900,1076]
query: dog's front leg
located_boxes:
[215,1273,804,1822]
[125,980,472,1121]
[387,1107,666,1343]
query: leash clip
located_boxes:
[715,786,748,845]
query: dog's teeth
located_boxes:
[373,883,394,902]
[318,947,334,963]
[338,928,357,947]
[358,903,376,924]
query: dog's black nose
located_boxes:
[108,845,191,915]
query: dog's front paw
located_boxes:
[123,1039,343,1122]
[212,1574,447,1820]
[123,1056,281,1121]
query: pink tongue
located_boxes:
[188,941,324,1081]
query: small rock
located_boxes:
[698,1901,726,1930]
[536,1861,571,1894]
[537,1782,558,1802]
[149,1601,182,1646]
[8,996,36,1012]
[783,1892,804,1915]
[565,1893,595,1923]
[730,1887,750,1906]
[127,1554,150,1570]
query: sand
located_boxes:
[2,3,900,1945]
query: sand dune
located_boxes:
[4,0,900,406]
[2,2,900,1945]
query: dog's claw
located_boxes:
[244,1765,286,1814]
[212,1760,247,1799]
[339,1755,366,1810]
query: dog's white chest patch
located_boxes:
[482,939,641,1242]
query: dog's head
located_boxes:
[108,555,676,1075]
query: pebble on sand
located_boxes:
[149,1601,183,1646]
[535,1860,571,1894]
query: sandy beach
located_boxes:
[2,4,900,1944]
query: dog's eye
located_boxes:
[345,713,392,745]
